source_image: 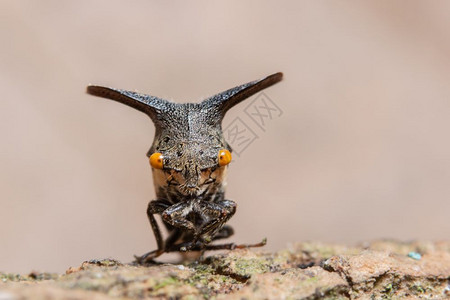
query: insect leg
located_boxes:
[154,200,236,252]
[161,201,196,233]
[202,238,267,251]
[148,200,171,249]
[134,199,171,264]
[195,199,237,240]
[161,238,267,253]
[163,228,183,250]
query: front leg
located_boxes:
[158,199,236,252]
[194,199,237,243]
[134,199,171,264]
[136,201,200,264]
[195,199,266,253]
[161,201,197,233]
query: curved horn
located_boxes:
[201,72,283,117]
[86,85,171,121]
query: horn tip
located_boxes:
[269,72,283,81]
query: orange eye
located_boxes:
[218,149,232,166]
[149,152,164,169]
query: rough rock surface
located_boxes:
[1,241,450,299]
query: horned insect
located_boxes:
[87,72,283,263]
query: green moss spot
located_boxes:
[412,284,425,293]
[306,276,319,283]
[153,276,179,291]
[234,258,270,276]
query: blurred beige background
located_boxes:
[1,1,450,273]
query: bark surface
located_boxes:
[1,241,450,299]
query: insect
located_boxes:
[87,72,283,263]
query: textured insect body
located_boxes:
[87,72,283,262]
